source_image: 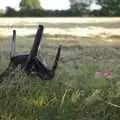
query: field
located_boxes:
[0,17,120,120]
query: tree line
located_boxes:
[0,0,120,17]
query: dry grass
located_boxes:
[0,17,120,38]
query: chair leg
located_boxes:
[11,30,16,57]
[24,25,44,69]
[52,45,62,72]
[30,25,44,58]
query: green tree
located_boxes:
[20,0,41,9]
[69,0,92,10]
[97,0,120,16]
[0,9,4,17]
[69,0,92,15]
[5,7,18,17]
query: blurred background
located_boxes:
[0,0,118,17]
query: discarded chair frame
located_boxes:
[0,25,61,83]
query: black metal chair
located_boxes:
[0,25,61,83]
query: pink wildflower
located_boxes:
[95,71,113,79]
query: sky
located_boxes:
[0,0,70,10]
[0,0,101,11]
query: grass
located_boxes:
[0,64,120,120]
[0,18,120,119]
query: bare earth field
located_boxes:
[0,17,120,120]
